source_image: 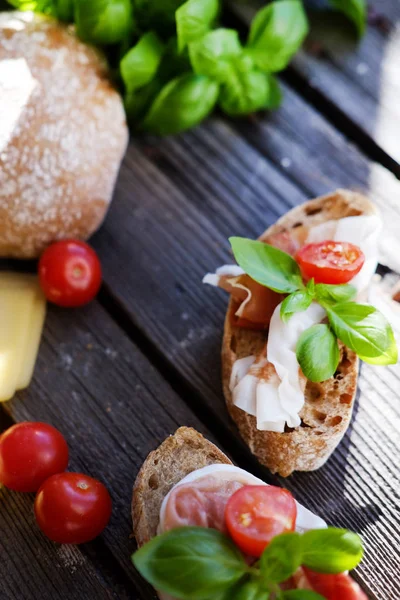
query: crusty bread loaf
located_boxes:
[223,189,378,477]
[0,12,128,258]
[132,427,231,547]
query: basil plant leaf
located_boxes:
[189,28,242,82]
[265,74,283,110]
[132,527,249,600]
[260,532,303,584]
[302,528,364,574]
[247,0,309,73]
[315,283,357,306]
[216,578,270,600]
[124,78,163,125]
[121,32,164,94]
[176,0,220,53]
[142,74,219,136]
[296,324,340,383]
[281,291,313,323]
[230,237,303,294]
[358,327,398,366]
[219,66,272,116]
[74,0,133,45]
[6,0,53,12]
[283,592,325,600]
[328,0,367,37]
[326,303,397,363]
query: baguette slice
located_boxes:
[223,189,378,477]
[132,427,231,547]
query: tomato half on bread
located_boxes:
[302,568,368,600]
[296,241,365,285]
[225,486,297,557]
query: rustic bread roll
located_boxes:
[0,11,128,258]
[132,427,231,547]
[222,190,377,477]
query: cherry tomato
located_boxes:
[39,240,102,307]
[296,241,365,285]
[303,568,368,600]
[225,485,297,557]
[34,473,112,544]
[0,422,69,492]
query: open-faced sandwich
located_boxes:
[132,427,367,600]
[203,190,397,477]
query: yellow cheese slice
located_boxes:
[17,286,46,390]
[0,287,36,402]
[0,273,47,400]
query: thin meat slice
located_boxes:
[162,475,243,534]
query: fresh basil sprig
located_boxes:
[229,237,398,382]
[132,526,363,599]
[328,0,367,37]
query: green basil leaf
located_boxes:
[328,0,367,37]
[260,532,303,584]
[132,527,248,600]
[264,74,282,110]
[189,28,242,82]
[216,578,270,600]
[283,591,325,600]
[281,291,312,323]
[326,303,397,362]
[54,0,74,20]
[302,528,364,574]
[121,32,164,94]
[124,78,163,125]
[247,0,309,73]
[358,327,398,366]
[74,0,133,45]
[142,74,219,135]
[315,283,357,305]
[219,67,271,116]
[230,237,303,294]
[6,0,54,12]
[134,0,184,35]
[176,0,220,53]
[296,324,340,383]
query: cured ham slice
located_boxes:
[162,475,243,534]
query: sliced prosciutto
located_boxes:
[162,475,243,534]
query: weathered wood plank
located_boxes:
[2,300,237,599]
[91,114,400,599]
[228,0,400,169]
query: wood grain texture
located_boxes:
[228,0,400,167]
[90,115,400,598]
[2,300,230,600]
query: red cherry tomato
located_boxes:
[303,568,368,600]
[0,422,69,492]
[225,485,297,557]
[34,473,112,544]
[296,241,365,285]
[39,240,102,307]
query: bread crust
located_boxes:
[222,189,377,477]
[132,427,231,547]
[0,12,128,258]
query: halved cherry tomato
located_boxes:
[0,422,69,492]
[296,241,365,285]
[225,485,297,557]
[39,240,102,307]
[34,473,112,544]
[302,567,368,600]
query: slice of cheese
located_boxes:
[0,273,46,401]
[17,286,46,390]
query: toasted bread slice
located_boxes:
[222,189,378,477]
[132,427,231,547]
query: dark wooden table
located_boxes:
[1,2,400,599]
